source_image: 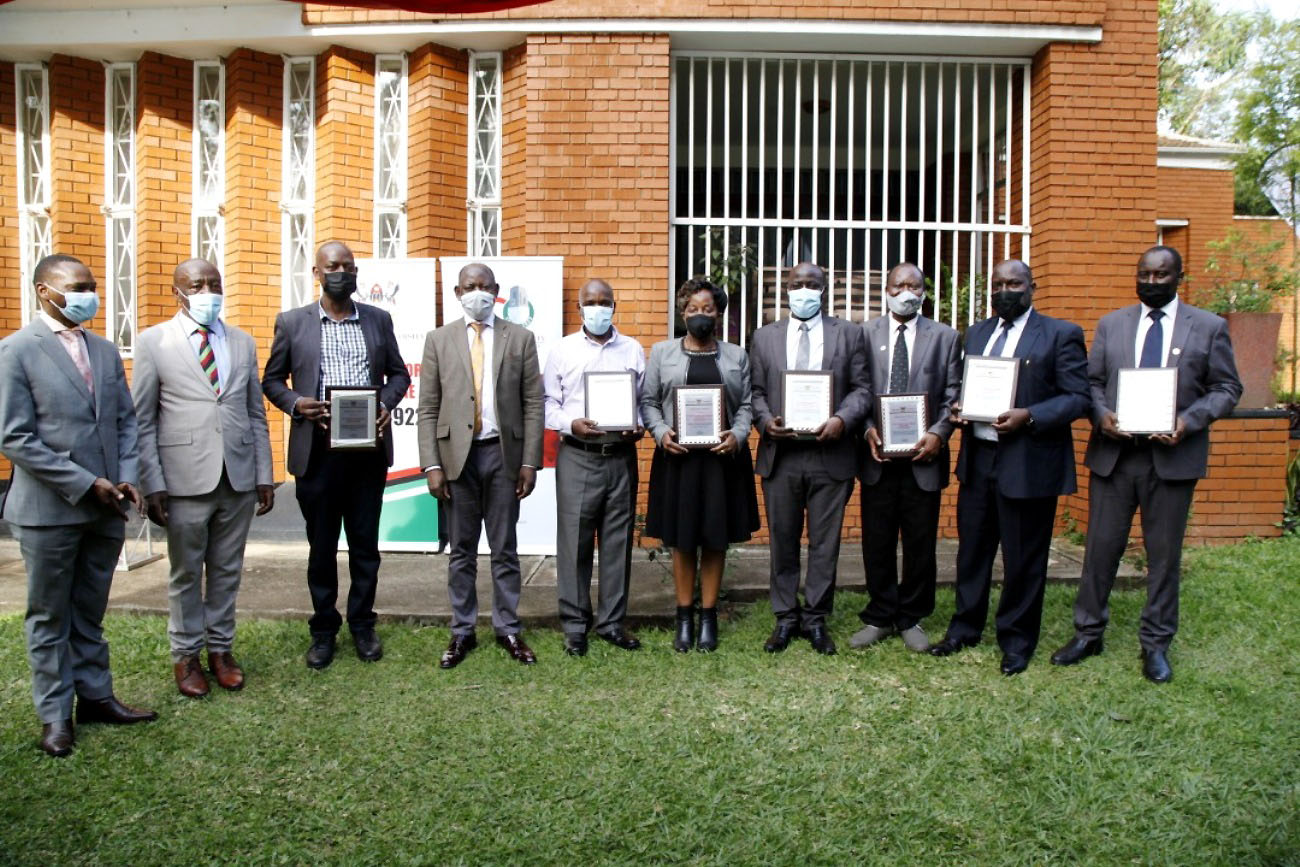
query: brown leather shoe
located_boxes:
[439,632,477,670]
[39,720,74,758]
[173,656,209,698]
[75,695,158,725]
[208,651,245,691]
[496,633,537,665]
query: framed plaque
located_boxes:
[783,370,834,434]
[583,370,637,432]
[326,385,381,450]
[959,355,1020,423]
[877,393,930,457]
[673,385,725,449]
[1116,367,1179,435]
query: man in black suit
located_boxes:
[929,259,1089,675]
[1051,246,1240,683]
[263,241,410,670]
[750,261,873,655]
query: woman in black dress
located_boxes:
[641,278,760,652]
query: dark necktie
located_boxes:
[889,324,909,394]
[989,320,1013,357]
[1140,309,1165,368]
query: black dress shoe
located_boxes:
[927,636,976,657]
[1000,654,1029,676]
[564,633,588,657]
[597,627,641,651]
[353,629,383,662]
[497,633,538,665]
[39,720,74,758]
[1051,636,1103,666]
[75,695,158,725]
[696,608,718,653]
[807,625,837,656]
[439,633,477,669]
[673,606,695,653]
[763,623,798,653]
[1141,648,1172,683]
[305,635,336,670]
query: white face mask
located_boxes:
[886,290,924,319]
[185,292,224,327]
[581,305,614,336]
[459,289,495,322]
[788,287,822,320]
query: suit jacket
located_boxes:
[859,314,963,492]
[955,310,1090,499]
[0,319,138,526]
[1084,301,1241,480]
[133,314,274,497]
[750,315,873,481]
[416,316,543,481]
[262,301,410,477]
[641,337,753,446]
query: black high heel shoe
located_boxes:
[697,607,718,652]
[673,606,695,653]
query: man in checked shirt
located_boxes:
[263,242,410,670]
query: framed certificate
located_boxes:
[583,370,637,431]
[673,385,725,448]
[783,370,833,434]
[326,385,381,450]
[877,393,930,457]
[959,355,1020,423]
[1116,367,1179,434]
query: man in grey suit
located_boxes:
[851,262,963,653]
[418,263,544,669]
[0,254,157,758]
[133,258,274,697]
[263,241,410,670]
[750,261,873,655]
[1051,245,1241,683]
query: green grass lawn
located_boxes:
[1,538,1297,865]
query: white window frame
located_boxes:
[281,56,316,310]
[192,60,225,269]
[104,61,137,354]
[467,50,502,258]
[373,53,408,259]
[15,62,51,325]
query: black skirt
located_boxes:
[644,444,760,551]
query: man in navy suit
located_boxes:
[928,259,1090,675]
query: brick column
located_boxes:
[0,64,20,337]
[315,46,374,255]
[500,44,527,255]
[48,55,105,280]
[408,43,468,260]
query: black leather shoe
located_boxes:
[597,627,641,651]
[1051,636,1103,666]
[75,695,158,725]
[1141,648,1172,684]
[305,636,336,670]
[39,720,74,758]
[564,633,588,657]
[764,622,799,653]
[696,608,718,653]
[807,625,837,655]
[497,633,538,665]
[439,633,477,669]
[353,629,383,662]
[927,636,976,657]
[673,606,695,653]
[1000,654,1029,676]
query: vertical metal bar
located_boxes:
[881,62,891,316]
[776,59,785,316]
[969,63,980,322]
[793,58,803,279]
[987,62,995,275]
[687,58,696,284]
[758,60,767,334]
[918,63,927,270]
[934,62,945,318]
[865,62,874,318]
[705,58,714,279]
[668,58,678,335]
[951,64,962,329]
[828,61,838,314]
[1004,63,1012,260]
[1021,62,1032,262]
[846,60,856,321]
[741,59,749,347]
[900,62,909,273]
[723,59,731,342]
[812,59,820,286]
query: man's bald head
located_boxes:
[457,263,497,292]
[315,241,354,272]
[578,279,614,307]
[173,258,221,290]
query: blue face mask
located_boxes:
[185,292,223,327]
[788,288,822,320]
[51,289,100,325]
[581,305,614,336]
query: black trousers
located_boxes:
[946,438,1058,658]
[295,431,387,638]
[859,460,941,630]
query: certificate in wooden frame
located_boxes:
[876,393,930,457]
[959,355,1020,423]
[326,385,381,451]
[583,370,637,432]
[673,384,725,449]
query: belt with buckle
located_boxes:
[562,436,631,457]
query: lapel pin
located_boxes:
[1172,347,1181,356]
[880,345,887,352]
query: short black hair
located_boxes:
[676,276,728,316]
[33,254,83,287]
[1145,245,1183,274]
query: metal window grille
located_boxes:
[374,54,407,259]
[104,63,137,352]
[282,58,316,309]
[15,63,51,324]
[467,51,501,257]
[670,53,1031,346]
[193,61,225,268]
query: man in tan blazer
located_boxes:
[417,263,544,669]
[134,258,274,697]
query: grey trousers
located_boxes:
[446,440,522,636]
[555,442,637,636]
[14,517,123,723]
[165,475,258,661]
[1074,446,1197,651]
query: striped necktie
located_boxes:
[197,326,220,395]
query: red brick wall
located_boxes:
[48,55,106,285]
[500,44,528,255]
[315,46,374,255]
[0,64,19,338]
[1156,165,1236,296]
[408,42,468,262]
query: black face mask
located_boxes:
[321,270,357,298]
[990,289,1030,322]
[685,314,716,340]
[1136,281,1177,309]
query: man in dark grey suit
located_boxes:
[851,262,963,653]
[750,261,873,655]
[0,254,157,758]
[262,241,410,670]
[1051,246,1241,683]
[417,263,544,669]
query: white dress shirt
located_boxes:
[1135,295,1178,368]
[543,326,646,436]
[785,313,824,370]
[972,306,1033,442]
[467,316,498,439]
